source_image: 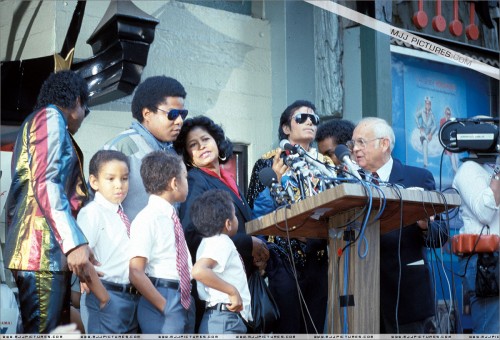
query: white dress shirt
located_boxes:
[129,195,192,280]
[77,192,131,283]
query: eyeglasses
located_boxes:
[155,107,188,121]
[346,137,383,150]
[293,113,320,126]
[84,105,90,117]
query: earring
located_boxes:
[219,154,227,162]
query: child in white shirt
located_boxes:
[191,189,252,334]
[129,151,195,333]
[77,149,140,333]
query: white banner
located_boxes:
[304,0,499,80]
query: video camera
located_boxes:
[439,117,499,162]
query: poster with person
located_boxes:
[403,66,466,189]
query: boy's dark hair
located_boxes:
[173,116,233,168]
[315,119,355,145]
[140,151,183,195]
[278,100,316,141]
[131,76,187,122]
[190,189,234,237]
[89,150,130,177]
[35,70,89,111]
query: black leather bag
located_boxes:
[246,270,280,333]
[475,252,499,297]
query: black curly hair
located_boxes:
[140,151,184,195]
[35,70,89,111]
[315,119,355,145]
[278,100,316,141]
[173,116,233,168]
[89,150,130,177]
[131,76,186,122]
[190,189,234,237]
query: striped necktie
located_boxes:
[117,206,131,237]
[171,210,191,310]
[371,172,380,185]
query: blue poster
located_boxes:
[404,66,466,184]
[391,53,491,191]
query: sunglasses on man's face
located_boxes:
[155,107,189,121]
[84,105,90,117]
[294,113,320,126]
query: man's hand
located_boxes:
[417,215,434,230]
[271,149,288,184]
[67,244,100,283]
[252,237,269,274]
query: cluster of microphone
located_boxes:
[258,140,363,207]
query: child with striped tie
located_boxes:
[76,149,141,333]
[191,189,252,334]
[129,151,195,334]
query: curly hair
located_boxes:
[140,151,184,195]
[35,70,89,111]
[131,76,186,122]
[173,116,233,168]
[278,100,316,141]
[315,119,355,146]
[190,189,234,237]
[89,150,130,177]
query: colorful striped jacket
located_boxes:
[4,105,89,271]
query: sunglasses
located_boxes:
[155,107,188,121]
[293,113,320,126]
[84,105,90,117]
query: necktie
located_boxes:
[117,206,131,237]
[172,211,191,310]
[371,172,380,185]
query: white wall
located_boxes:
[1,0,273,179]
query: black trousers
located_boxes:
[265,246,328,334]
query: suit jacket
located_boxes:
[381,158,447,327]
[178,168,254,274]
[4,105,89,271]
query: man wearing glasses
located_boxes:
[103,75,188,221]
[350,117,447,334]
[247,100,332,334]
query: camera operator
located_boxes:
[452,148,499,334]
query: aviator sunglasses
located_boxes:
[294,113,320,126]
[155,107,189,121]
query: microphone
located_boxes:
[280,139,336,179]
[334,144,362,180]
[258,167,292,206]
[279,139,304,156]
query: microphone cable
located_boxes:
[270,196,320,334]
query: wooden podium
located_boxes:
[246,183,461,334]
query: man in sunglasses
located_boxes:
[351,117,447,334]
[247,100,332,334]
[103,75,188,221]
